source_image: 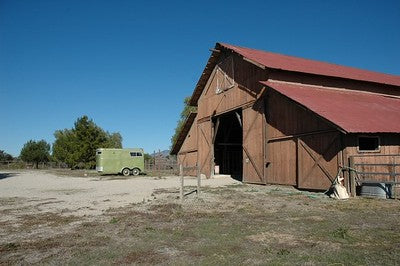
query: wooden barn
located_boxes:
[171,43,400,194]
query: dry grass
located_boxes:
[1,184,400,265]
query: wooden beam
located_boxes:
[267,129,337,143]
[243,56,266,69]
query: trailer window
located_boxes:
[358,136,380,152]
[130,152,137,157]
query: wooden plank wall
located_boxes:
[197,53,267,121]
[177,115,198,176]
[265,90,341,189]
[345,134,400,182]
[269,71,400,97]
[242,100,265,184]
[197,120,212,178]
[178,115,198,154]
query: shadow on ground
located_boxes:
[0,172,19,180]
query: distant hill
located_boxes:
[152,150,170,157]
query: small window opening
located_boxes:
[97,151,102,155]
[358,136,380,152]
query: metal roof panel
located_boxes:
[261,81,400,133]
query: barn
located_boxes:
[171,43,400,195]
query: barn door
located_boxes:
[197,120,212,178]
[297,132,341,189]
[242,101,265,184]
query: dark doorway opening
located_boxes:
[213,110,243,181]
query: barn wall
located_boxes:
[177,116,198,176]
[179,116,198,154]
[265,89,342,190]
[197,54,268,120]
[197,120,212,178]
[242,99,265,184]
[344,134,400,182]
[269,70,400,97]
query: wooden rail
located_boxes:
[348,154,400,198]
[179,164,201,202]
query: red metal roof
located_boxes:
[220,43,400,87]
[260,81,400,133]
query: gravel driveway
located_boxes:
[0,170,240,219]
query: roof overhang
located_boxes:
[261,81,400,133]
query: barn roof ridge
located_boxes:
[219,42,400,87]
[189,42,400,106]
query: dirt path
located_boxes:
[0,170,241,219]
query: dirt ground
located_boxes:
[1,170,400,265]
[0,170,239,217]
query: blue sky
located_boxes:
[1,0,399,157]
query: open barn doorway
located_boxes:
[213,110,243,181]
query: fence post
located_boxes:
[179,164,184,202]
[349,156,356,197]
[197,164,201,196]
[392,156,397,199]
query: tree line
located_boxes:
[16,115,122,169]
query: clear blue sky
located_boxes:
[1,0,399,157]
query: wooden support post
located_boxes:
[349,156,356,197]
[179,164,184,202]
[392,156,397,199]
[197,164,201,196]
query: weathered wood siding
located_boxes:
[243,99,265,183]
[197,54,267,120]
[178,115,198,154]
[177,116,198,176]
[265,89,342,189]
[197,120,212,178]
[345,134,400,182]
[269,70,400,97]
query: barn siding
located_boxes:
[269,71,400,97]
[197,54,267,120]
[265,90,341,189]
[177,115,198,176]
[178,115,198,154]
[197,120,212,178]
[344,134,400,182]
[242,99,265,184]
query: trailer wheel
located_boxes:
[132,168,140,176]
[122,168,131,176]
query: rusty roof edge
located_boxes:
[170,112,197,155]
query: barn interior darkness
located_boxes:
[213,110,243,180]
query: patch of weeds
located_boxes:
[277,248,290,256]
[331,227,350,240]
[109,217,119,224]
[0,242,20,252]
